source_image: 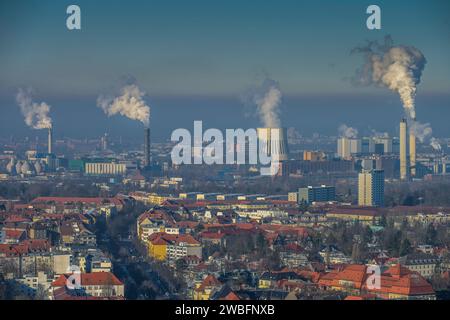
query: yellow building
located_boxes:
[193,275,222,300]
[85,162,127,176]
[148,238,168,261]
[358,170,384,207]
[303,151,325,161]
[148,194,172,205]
[326,207,381,225]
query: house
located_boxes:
[398,253,440,279]
[318,264,435,300]
[147,232,202,261]
[279,243,309,268]
[258,271,305,289]
[3,229,26,244]
[15,271,52,298]
[319,245,352,265]
[200,231,226,246]
[60,221,96,246]
[136,209,179,243]
[193,274,222,300]
[51,272,124,298]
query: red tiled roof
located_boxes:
[345,296,364,300]
[318,264,435,297]
[220,292,240,300]
[5,229,25,239]
[200,232,226,240]
[52,272,123,287]
[0,239,50,256]
[148,232,200,246]
[196,274,222,292]
[4,215,31,223]
[32,197,122,206]
[52,286,125,300]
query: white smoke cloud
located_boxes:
[287,127,302,144]
[430,137,442,152]
[372,130,389,138]
[243,78,282,128]
[352,37,443,151]
[16,88,52,129]
[352,36,426,120]
[409,120,432,143]
[97,84,150,126]
[338,124,358,139]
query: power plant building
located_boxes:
[257,128,289,161]
[85,162,127,176]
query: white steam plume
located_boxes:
[371,129,389,138]
[97,84,150,126]
[409,121,432,143]
[244,78,282,128]
[16,88,52,129]
[338,124,358,139]
[352,36,426,120]
[430,137,442,152]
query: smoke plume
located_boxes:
[338,124,358,139]
[352,36,426,120]
[97,84,150,126]
[243,78,282,128]
[409,120,432,143]
[430,137,442,152]
[16,88,52,129]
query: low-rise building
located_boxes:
[51,272,124,298]
[399,253,440,279]
[148,232,202,261]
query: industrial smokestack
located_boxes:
[400,119,409,180]
[48,127,53,154]
[257,127,289,162]
[144,127,150,167]
[409,130,416,177]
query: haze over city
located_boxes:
[1,0,450,140]
[2,0,450,307]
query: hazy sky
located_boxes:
[1,0,449,139]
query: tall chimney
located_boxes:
[48,127,53,154]
[409,130,416,177]
[400,119,409,180]
[144,127,150,167]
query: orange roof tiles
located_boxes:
[148,232,200,246]
[52,272,123,287]
[318,264,435,298]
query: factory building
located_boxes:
[85,162,127,176]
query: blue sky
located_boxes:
[1,0,449,96]
[0,0,449,139]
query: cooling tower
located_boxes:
[48,127,53,154]
[400,119,409,180]
[144,127,151,167]
[257,127,289,161]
